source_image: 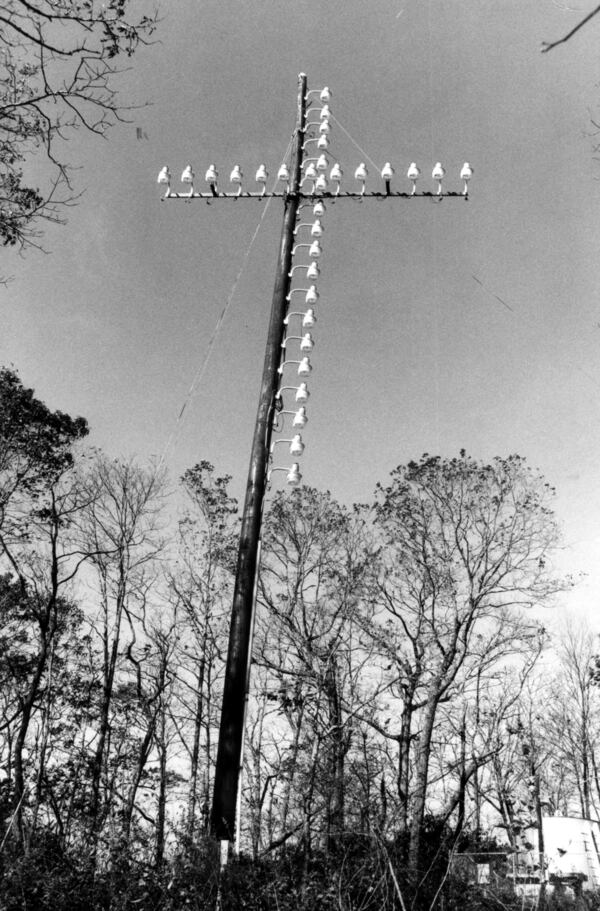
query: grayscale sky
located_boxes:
[4,1,600,621]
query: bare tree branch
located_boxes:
[0,0,158,257]
[541,2,600,52]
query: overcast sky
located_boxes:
[5,0,600,623]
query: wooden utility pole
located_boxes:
[157,73,468,858]
[210,73,307,845]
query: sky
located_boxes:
[4,0,600,625]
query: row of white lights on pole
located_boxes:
[267,102,334,485]
[157,161,473,197]
[270,88,331,485]
[270,195,328,486]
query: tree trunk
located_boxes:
[186,653,206,841]
[407,689,440,877]
[13,607,55,845]
[30,645,55,842]
[397,696,414,832]
[90,578,126,834]
[452,711,467,843]
[325,658,345,854]
[155,701,168,872]
[582,730,591,818]
[280,700,305,833]
[534,767,546,911]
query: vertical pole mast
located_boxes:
[211,73,307,843]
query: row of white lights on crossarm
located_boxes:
[157,162,473,196]
[301,161,473,196]
[157,164,272,196]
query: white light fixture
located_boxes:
[302,134,329,151]
[288,261,320,280]
[407,162,420,195]
[304,85,331,102]
[293,220,323,238]
[229,164,243,195]
[313,200,326,217]
[316,153,328,171]
[290,434,305,456]
[314,174,328,193]
[255,164,268,195]
[283,308,316,328]
[281,333,314,352]
[354,162,368,195]
[306,86,332,103]
[306,106,327,121]
[181,164,194,184]
[432,162,445,195]
[286,285,318,303]
[381,162,394,196]
[460,162,473,196]
[269,463,302,486]
[277,163,290,185]
[205,164,218,184]
[291,239,322,258]
[277,357,312,376]
[293,407,308,428]
[270,435,305,457]
[319,121,331,135]
[305,285,319,305]
[205,164,219,195]
[381,162,394,181]
[157,166,171,195]
[287,464,302,485]
[277,383,310,402]
[303,162,318,183]
[329,162,343,194]
[276,406,309,428]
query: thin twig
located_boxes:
[541,2,600,51]
[374,828,408,911]
[0,789,26,851]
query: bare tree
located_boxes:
[542,620,600,817]
[0,367,90,842]
[75,455,165,851]
[371,453,566,886]
[254,487,378,855]
[168,462,236,844]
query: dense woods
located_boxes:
[1,366,598,910]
